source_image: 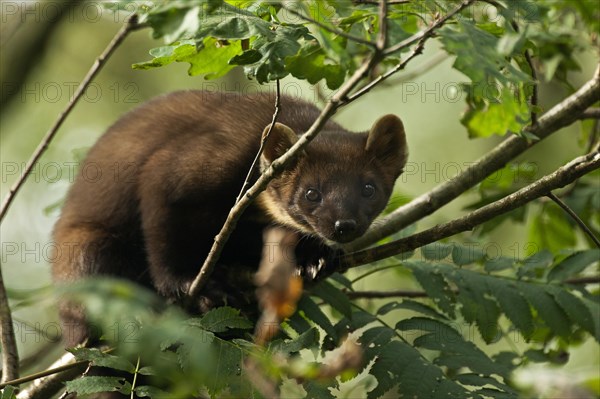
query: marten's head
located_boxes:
[258,115,408,244]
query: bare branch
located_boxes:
[376,0,389,51]
[0,15,142,223]
[346,65,600,251]
[0,262,19,383]
[281,5,375,48]
[342,150,600,268]
[547,192,600,248]
[579,108,600,120]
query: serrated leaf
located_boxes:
[517,249,554,279]
[69,348,135,373]
[286,41,346,89]
[311,280,352,319]
[297,295,337,343]
[397,317,507,377]
[519,284,572,338]
[451,243,486,266]
[303,381,335,399]
[135,385,170,398]
[421,243,453,260]
[275,327,319,356]
[485,256,514,272]
[579,296,600,342]
[66,376,131,395]
[492,281,534,339]
[529,206,577,254]
[206,340,244,397]
[195,306,252,333]
[406,262,456,317]
[547,249,600,282]
[546,286,595,337]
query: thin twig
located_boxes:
[0,262,19,383]
[504,9,539,125]
[566,276,600,285]
[346,64,600,251]
[383,0,475,56]
[579,108,600,119]
[0,14,142,223]
[547,192,600,248]
[0,353,86,389]
[281,5,375,48]
[235,80,282,204]
[376,0,389,51]
[342,150,600,268]
[130,356,141,399]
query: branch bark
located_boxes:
[0,15,142,223]
[0,262,19,383]
[342,149,600,267]
[345,65,600,251]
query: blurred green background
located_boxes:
[1,2,598,396]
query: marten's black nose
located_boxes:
[334,219,357,237]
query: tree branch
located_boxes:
[0,262,19,383]
[547,191,600,248]
[346,65,600,251]
[0,14,142,223]
[342,150,600,268]
[579,108,600,120]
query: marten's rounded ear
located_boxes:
[365,114,408,173]
[261,123,298,164]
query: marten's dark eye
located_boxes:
[362,184,375,198]
[305,189,322,202]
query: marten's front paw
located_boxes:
[295,242,344,282]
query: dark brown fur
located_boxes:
[52,91,408,349]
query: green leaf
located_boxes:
[377,299,448,320]
[491,281,535,339]
[192,306,252,333]
[275,327,319,356]
[462,87,530,138]
[517,249,554,279]
[69,348,136,373]
[439,19,530,85]
[1,386,17,399]
[182,38,242,78]
[297,295,338,344]
[451,243,486,266]
[286,41,346,89]
[311,280,352,319]
[485,257,515,272]
[529,205,577,254]
[398,317,507,377]
[547,249,600,282]
[519,284,572,338]
[407,262,456,317]
[66,376,132,395]
[135,385,170,398]
[421,243,453,261]
[546,286,595,338]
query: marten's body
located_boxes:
[52,91,408,348]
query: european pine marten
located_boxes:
[52,91,408,347]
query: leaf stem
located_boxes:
[547,192,600,248]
